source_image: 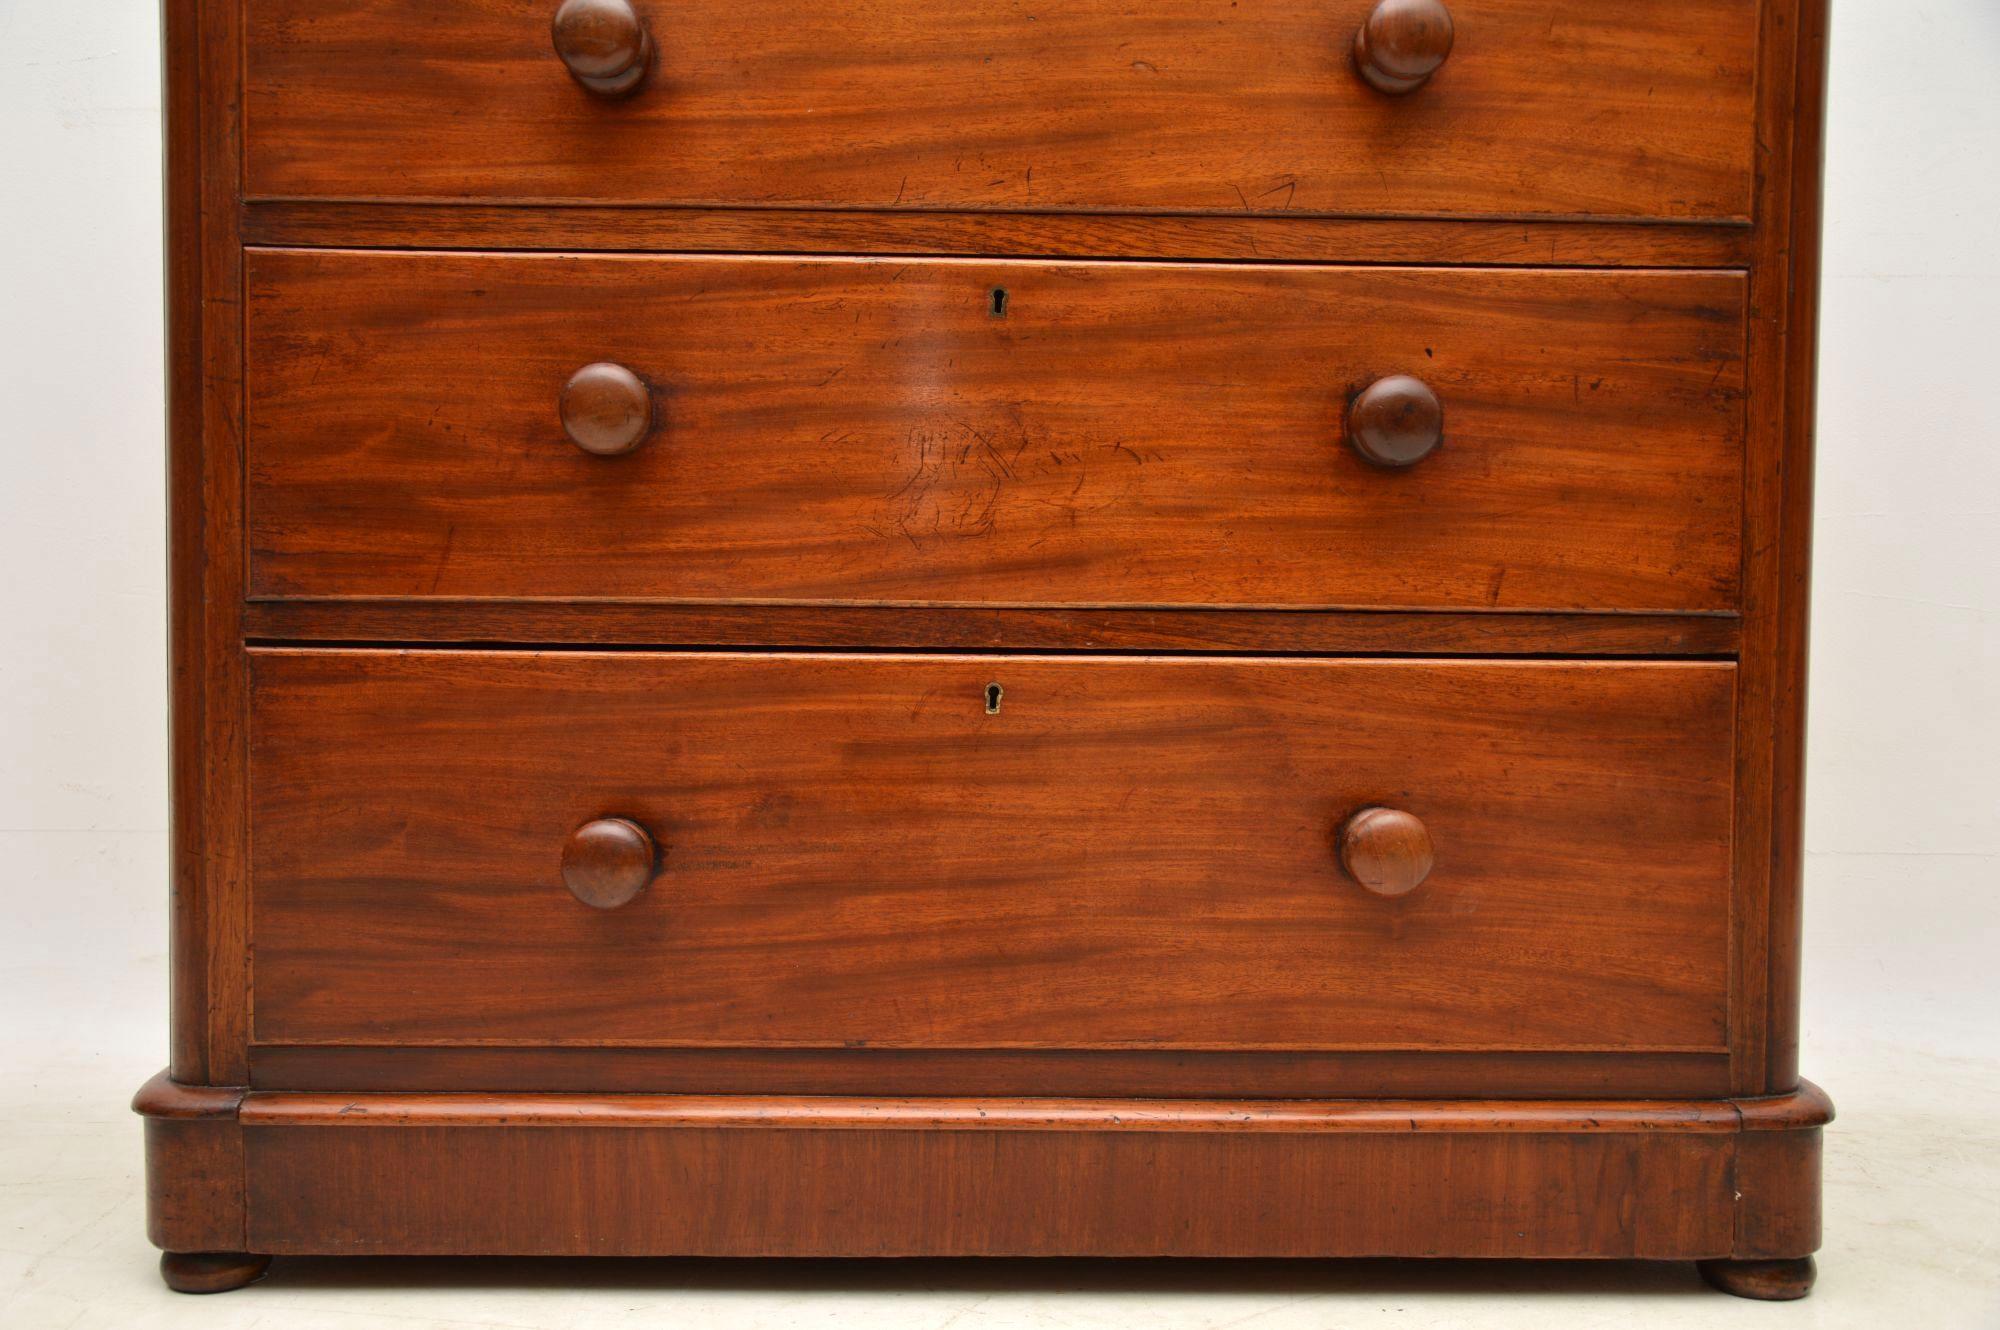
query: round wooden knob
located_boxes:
[561,817,658,908]
[552,0,654,97]
[560,362,654,456]
[1338,807,1435,897]
[1347,374,1443,468]
[1353,0,1455,95]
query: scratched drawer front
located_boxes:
[249,649,1735,1052]
[244,0,1757,221]
[246,251,1746,612]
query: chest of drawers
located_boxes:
[137,0,1832,1300]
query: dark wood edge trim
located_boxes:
[243,198,1755,228]
[245,599,1745,617]
[1726,1087,1825,1260]
[1726,0,1784,1095]
[246,645,1742,679]
[148,1072,1824,1132]
[245,1046,1732,1098]
[247,1041,1732,1054]
[134,1069,246,1122]
[162,0,207,1089]
[1727,0,1826,1097]
[1762,0,1832,1095]
[167,0,252,1086]
[1731,1079,1834,1131]
[241,602,1742,657]
[241,203,1754,269]
[138,1070,252,1255]
[240,1092,1771,1133]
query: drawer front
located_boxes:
[246,251,1746,612]
[244,0,1757,221]
[249,650,1734,1052]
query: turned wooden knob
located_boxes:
[560,362,654,456]
[1347,374,1443,467]
[1353,0,1455,95]
[1338,807,1435,897]
[552,0,654,97]
[561,817,658,908]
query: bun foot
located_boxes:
[160,1251,272,1294]
[1698,1256,1817,1300]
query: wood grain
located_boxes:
[1728,0,1830,1096]
[243,0,1758,221]
[248,650,1735,1054]
[1353,0,1458,95]
[243,600,1742,656]
[159,1252,271,1295]
[559,817,660,909]
[1759,0,1833,1095]
[551,0,655,97]
[246,251,1747,612]
[166,0,254,1088]
[1339,806,1437,895]
[133,1075,1827,1264]
[246,1046,1735,1098]
[242,203,1756,268]
[228,1086,1827,1259]
[246,1124,1734,1257]
[162,0,210,1090]
[241,1092,1751,1132]
[155,0,1832,1283]
[133,1074,248,1257]
[1699,1257,1816,1300]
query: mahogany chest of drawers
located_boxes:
[138,0,1832,1300]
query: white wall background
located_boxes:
[2,0,171,1071]
[1804,0,2000,1077]
[1,1,1995,1083]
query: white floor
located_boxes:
[2,936,1995,1330]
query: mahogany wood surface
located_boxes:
[245,252,1746,612]
[131,1076,1828,1262]
[243,601,1742,656]
[238,1090,1801,1132]
[1346,374,1446,468]
[1353,0,1457,95]
[243,0,1757,221]
[247,650,1734,1054]
[133,1073,248,1257]
[218,1085,1825,1259]
[165,0,253,1090]
[149,0,1833,1290]
[559,817,660,909]
[246,1126,1728,1257]
[551,0,655,98]
[1338,807,1437,896]
[243,204,1756,268]
[1699,1257,1818,1300]
[245,1046,1734,1099]
[1757,0,1833,1096]
[1729,0,1831,1096]
[558,362,655,457]
[158,1252,272,1296]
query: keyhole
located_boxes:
[989,288,1009,318]
[984,682,1004,714]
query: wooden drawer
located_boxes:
[248,650,1734,1055]
[244,0,1758,221]
[246,251,1746,612]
